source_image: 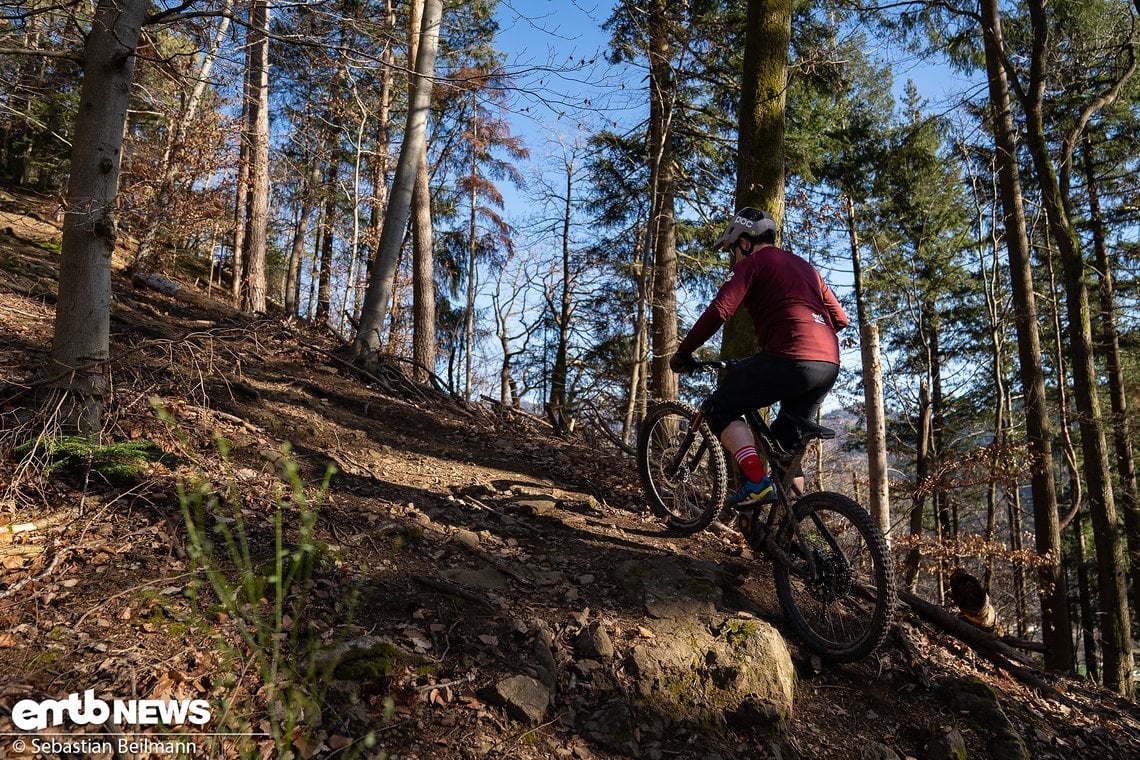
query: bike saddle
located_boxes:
[771,414,835,454]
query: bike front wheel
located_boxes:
[772,491,896,662]
[637,400,728,534]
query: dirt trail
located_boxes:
[1,191,1138,759]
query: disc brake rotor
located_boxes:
[659,445,690,484]
[807,548,853,603]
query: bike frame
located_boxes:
[689,360,837,583]
[740,407,823,580]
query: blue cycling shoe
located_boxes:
[729,476,776,507]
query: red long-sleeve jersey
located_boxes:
[677,244,848,363]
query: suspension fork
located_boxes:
[666,408,711,478]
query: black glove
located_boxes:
[669,351,697,373]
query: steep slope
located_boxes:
[1,189,1138,759]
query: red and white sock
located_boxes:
[733,446,767,483]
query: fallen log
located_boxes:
[130,271,244,318]
[0,510,75,541]
[897,588,1077,706]
[582,403,636,457]
[949,568,1003,634]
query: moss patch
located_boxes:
[332,641,404,684]
[722,620,759,648]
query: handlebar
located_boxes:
[682,359,735,374]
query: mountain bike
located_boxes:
[636,359,896,662]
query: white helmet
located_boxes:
[713,207,776,251]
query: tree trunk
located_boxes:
[499,330,512,408]
[1043,238,1083,536]
[240,0,270,314]
[411,145,435,380]
[1019,0,1129,692]
[315,154,339,325]
[550,155,574,427]
[846,196,890,543]
[903,380,931,592]
[230,53,251,305]
[647,0,678,402]
[354,0,443,356]
[464,113,478,402]
[926,296,948,604]
[364,0,395,301]
[1071,505,1099,681]
[343,109,369,334]
[622,222,651,445]
[49,0,148,435]
[286,157,321,317]
[973,177,1008,592]
[721,0,791,360]
[402,0,436,381]
[1085,137,1140,631]
[978,0,1073,672]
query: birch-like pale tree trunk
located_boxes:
[846,195,890,543]
[406,0,436,382]
[353,0,442,356]
[132,3,233,272]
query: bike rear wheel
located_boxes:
[772,491,895,662]
[637,401,728,534]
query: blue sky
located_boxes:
[475,1,981,407]
[487,1,982,229]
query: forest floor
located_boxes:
[2,188,1140,759]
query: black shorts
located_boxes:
[701,353,839,438]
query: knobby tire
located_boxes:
[771,491,896,662]
[637,400,728,534]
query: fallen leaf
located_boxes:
[327,735,352,750]
[400,626,432,652]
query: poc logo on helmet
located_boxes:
[733,215,756,229]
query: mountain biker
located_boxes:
[668,207,849,507]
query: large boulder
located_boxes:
[615,556,795,732]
